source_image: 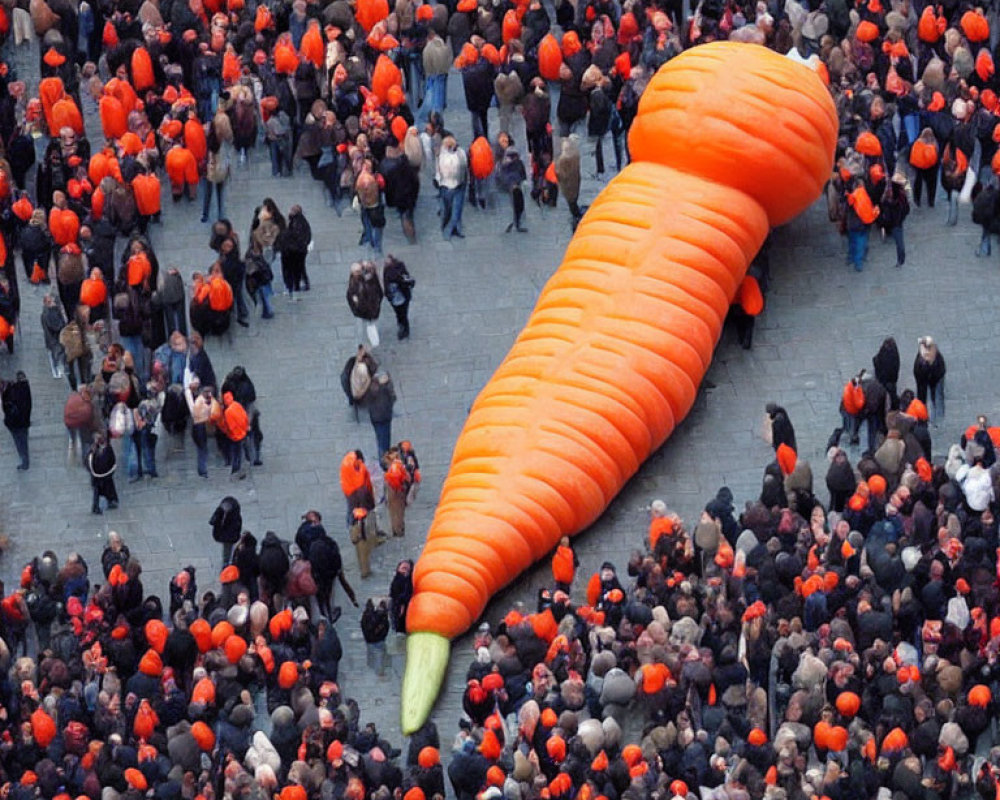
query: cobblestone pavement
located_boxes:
[0,37,994,748]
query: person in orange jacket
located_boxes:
[221,390,249,479]
[164,143,199,202]
[551,535,578,592]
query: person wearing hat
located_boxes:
[879,171,910,268]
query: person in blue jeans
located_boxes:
[844,178,872,272]
[367,373,396,459]
[878,172,910,268]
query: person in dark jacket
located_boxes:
[257,530,289,604]
[826,447,856,512]
[88,434,118,514]
[210,495,242,564]
[276,205,312,296]
[361,598,390,676]
[765,403,796,453]
[367,372,396,458]
[495,134,528,232]
[379,144,420,244]
[347,261,384,348]
[231,531,259,602]
[461,48,495,140]
[872,335,901,409]
[878,173,909,270]
[382,256,414,340]
[913,336,946,422]
[557,37,591,138]
[2,371,31,470]
[389,559,413,633]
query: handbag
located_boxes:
[366,321,380,348]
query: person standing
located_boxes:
[383,448,410,537]
[346,261,384,349]
[765,403,796,452]
[368,373,396,459]
[221,391,249,479]
[361,598,390,675]
[389,560,413,633]
[382,256,414,340]
[914,336,946,422]
[350,507,378,579]
[88,434,118,514]
[872,336,900,410]
[879,172,910,269]
[277,205,312,297]
[210,495,242,565]
[2,371,31,471]
[436,136,468,240]
[184,379,218,478]
[341,448,376,529]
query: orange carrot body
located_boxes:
[405,42,837,647]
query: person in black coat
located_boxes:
[258,530,289,605]
[765,403,796,452]
[361,598,390,676]
[379,149,420,244]
[88,434,118,514]
[276,205,312,294]
[231,532,259,602]
[210,496,242,564]
[382,256,414,340]
[308,527,358,616]
[447,740,489,800]
[872,336,901,409]
[389,559,413,633]
[2,371,31,470]
[913,336,946,422]
[461,54,495,140]
[826,448,856,512]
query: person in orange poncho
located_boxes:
[164,143,199,202]
[221,390,249,478]
[341,449,376,531]
[550,536,577,592]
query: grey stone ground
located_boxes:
[0,35,995,750]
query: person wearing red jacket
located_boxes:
[221,391,249,479]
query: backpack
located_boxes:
[848,186,879,224]
[350,360,372,401]
[161,384,189,434]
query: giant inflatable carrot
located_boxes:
[401,42,838,733]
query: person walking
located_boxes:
[879,171,910,269]
[383,448,410,537]
[361,598,390,675]
[210,495,242,564]
[245,240,276,319]
[368,373,396,459]
[495,134,528,233]
[277,205,312,297]
[914,336,946,422]
[356,160,386,255]
[382,256,414,340]
[346,261,384,349]
[87,434,118,514]
[201,114,233,223]
[341,448,376,530]
[436,136,468,240]
[2,371,31,471]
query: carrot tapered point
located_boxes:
[401,632,450,735]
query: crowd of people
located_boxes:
[0,0,996,798]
